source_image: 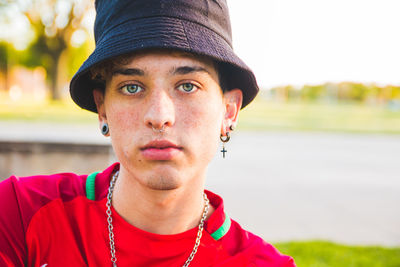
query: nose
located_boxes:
[143,89,175,131]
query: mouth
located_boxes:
[140,140,182,160]
[141,140,181,150]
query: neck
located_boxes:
[111,167,214,235]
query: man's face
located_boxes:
[94,50,239,190]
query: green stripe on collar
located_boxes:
[210,213,231,241]
[86,172,99,200]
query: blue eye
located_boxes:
[178,83,198,93]
[121,84,143,94]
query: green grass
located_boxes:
[274,241,400,267]
[1,96,400,134]
[0,98,96,124]
[239,98,400,134]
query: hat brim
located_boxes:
[70,16,259,112]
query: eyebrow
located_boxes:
[171,66,211,76]
[111,65,210,77]
[112,68,145,76]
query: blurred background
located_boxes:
[0,0,399,266]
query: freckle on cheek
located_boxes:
[114,110,140,125]
[182,108,203,126]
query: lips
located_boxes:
[140,140,182,160]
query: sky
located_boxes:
[228,0,400,89]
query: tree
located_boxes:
[0,42,9,91]
[4,0,93,99]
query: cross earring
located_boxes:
[220,132,230,158]
[220,125,235,158]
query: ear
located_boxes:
[221,89,242,135]
[93,89,109,136]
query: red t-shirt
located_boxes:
[0,163,295,266]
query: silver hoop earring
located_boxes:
[220,132,230,158]
[101,122,109,136]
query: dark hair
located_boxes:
[90,50,228,93]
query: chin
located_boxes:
[145,174,182,190]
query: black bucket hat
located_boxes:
[70,0,259,112]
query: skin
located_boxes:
[93,50,242,235]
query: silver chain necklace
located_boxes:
[106,171,210,267]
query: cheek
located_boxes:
[178,99,223,131]
[177,98,224,158]
[107,103,141,150]
[110,104,140,128]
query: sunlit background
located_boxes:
[0,0,399,266]
[230,0,400,88]
[2,0,400,104]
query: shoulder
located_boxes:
[0,163,119,264]
[0,162,119,230]
[1,171,87,202]
[225,219,296,267]
[204,190,296,266]
[0,172,86,265]
[0,172,87,227]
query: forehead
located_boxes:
[113,49,217,71]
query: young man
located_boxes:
[0,0,296,266]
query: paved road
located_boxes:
[0,121,106,144]
[1,121,399,246]
[206,131,400,247]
